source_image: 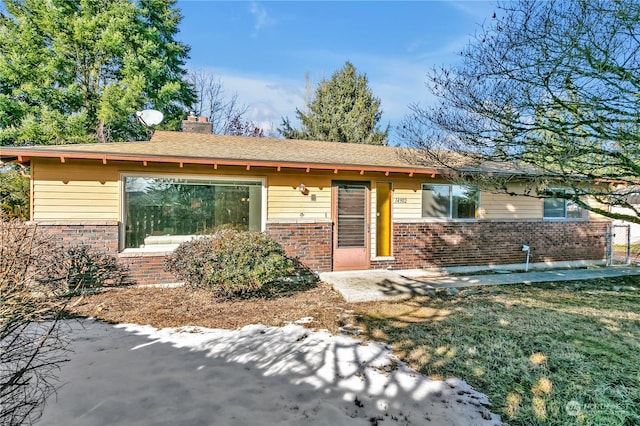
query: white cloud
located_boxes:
[280,48,459,125]
[195,60,432,142]
[192,68,305,135]
[192,30,470,143]
[249,2,275,31]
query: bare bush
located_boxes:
[0,221,69,426]
[1,219,132,424]
[66,245,130,294]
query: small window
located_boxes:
[543,189,584,219]
[543,197,565,218]
[422,184,478,219]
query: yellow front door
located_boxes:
[376,182,392,257]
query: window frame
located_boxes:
[543,188,586,220]
[421,183,480,220]
[119,173,266,252]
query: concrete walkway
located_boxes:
[320,266,640,302]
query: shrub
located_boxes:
[165,228,316,299]
[66,246,130,294]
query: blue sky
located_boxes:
[177,1,495,141]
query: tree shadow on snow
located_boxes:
[38,319,500,426]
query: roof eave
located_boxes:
[0,150,442,176]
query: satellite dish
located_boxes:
[136,109,164,126]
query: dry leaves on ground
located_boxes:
[66,283,357,333]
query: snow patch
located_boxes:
[41,319,501,425]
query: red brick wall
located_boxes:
[370,220,609,270]
[34,220,609,283]
[266,222,333,272]
[32,221,180,285]
[33,221,119,253]
[119,255,177,284]
[34,221,336,284]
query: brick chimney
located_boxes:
[182,112,212,134]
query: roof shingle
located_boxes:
[1,131,443,173]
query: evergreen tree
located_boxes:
[0,165,29,220]
[279,61,388,145]
[0,0,195,145]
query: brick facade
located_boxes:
[31,221,180,285]
[33,220,336,285]
[370,220,609,270]
[119,254,177,284]
[265,222,333,272]
[33,219,609,285]
[32,221,120,253]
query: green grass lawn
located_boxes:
[356,276,640,425]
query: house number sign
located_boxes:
[394,198,408,204]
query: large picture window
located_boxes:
[123,176,262,249]
[543,189,584,219]
[422,184,478,219]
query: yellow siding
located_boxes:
[391,179,546,220]
[31,157,603,224]
[31,160,272,222]
[266,173,333,221]
[32,159,120,221]
[392,177,433,220]
[587,196,609,220]
[481,190,543,219]
[29,166,34,221]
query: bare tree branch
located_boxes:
[188,70,263,136]
[1,221,69,426]
[400,0,640,223]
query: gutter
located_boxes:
[0,148,442,177]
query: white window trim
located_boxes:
[421,183,480,220]
[543,188,586,220]
[119,172,267,253]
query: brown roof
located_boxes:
[150,132,421,169]
[0,131,446,175]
